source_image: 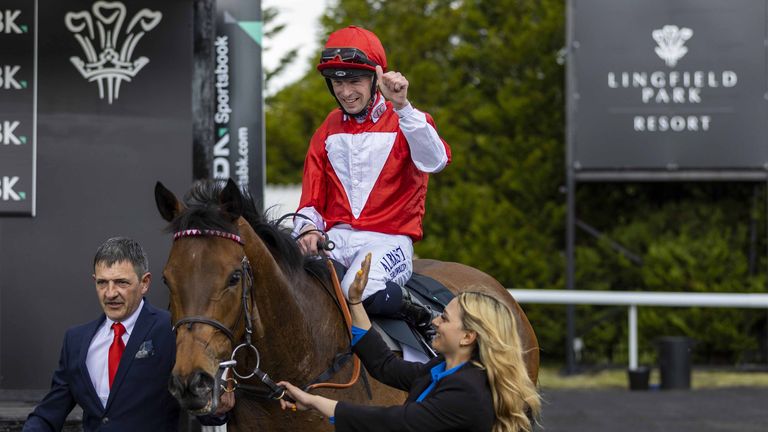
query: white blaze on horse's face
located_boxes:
[93,260,150,322]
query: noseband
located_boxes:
[171,229,286,404]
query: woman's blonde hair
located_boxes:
[458,291,541,432]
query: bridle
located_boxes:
[171,229,288,409]
[169,227,368,414]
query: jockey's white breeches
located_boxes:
[327,225,413,301]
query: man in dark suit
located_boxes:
[23,237,232,431]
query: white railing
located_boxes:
[507,289,768,370]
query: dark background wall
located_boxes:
[0,0,193,389]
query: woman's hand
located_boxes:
[277,381,338,418]
[347,253,371,305]
[278,381,314,411]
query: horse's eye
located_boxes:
[162,276,169,286]
[228,272,242,287]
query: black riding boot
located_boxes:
[364,282,436,339]
[399,286,435,339]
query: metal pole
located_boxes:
[628,305,638,370]
[564,0,577,375]
[566,172,576,374]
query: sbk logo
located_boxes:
[0,120,25,145]
[0,176,23,201]
[0,65,25,90]
[0,10,25,34]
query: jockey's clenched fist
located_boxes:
[376,65,409,110]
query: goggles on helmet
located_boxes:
[320,47,378,67]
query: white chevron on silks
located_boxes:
[325,132,397,219]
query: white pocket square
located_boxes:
[135,340,155,359]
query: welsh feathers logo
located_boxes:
[65,1,162,104]
[652,25,693,68]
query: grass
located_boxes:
[538,366,768,390]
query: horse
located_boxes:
[154,179,539,431]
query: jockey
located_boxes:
[293,25,451,334]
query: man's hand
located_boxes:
[348,253,371,305]
[376,65,409,110]
[297,224,324,255]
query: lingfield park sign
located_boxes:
[569,0,768,176]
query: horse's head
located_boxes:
[155,179,258,414]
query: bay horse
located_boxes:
[155,179,539,431]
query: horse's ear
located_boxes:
[155,181,183,222]
[219,178,243,221]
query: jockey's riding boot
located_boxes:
[399,287,436,339]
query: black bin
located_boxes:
[627,366,650,391]
[658,336,692,390]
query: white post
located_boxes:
[628,304,638,370]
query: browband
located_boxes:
[173,229,244,245]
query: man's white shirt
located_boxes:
[86,300,144,407]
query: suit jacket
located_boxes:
[24,301,183,431]
[335,329,495,432]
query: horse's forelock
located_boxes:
[168,180,312,277]
[166,180,242,232]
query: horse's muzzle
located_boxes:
[169,370,217,413]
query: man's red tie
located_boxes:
[108,323,126,388]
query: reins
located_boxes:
[170,227,363,408]
[305,260,362,391]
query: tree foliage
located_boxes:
[265,0,767,366]
[263,6,299,90]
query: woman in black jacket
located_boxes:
[279,254,540,431]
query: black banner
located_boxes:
[212,0,264,205]
[0,0,193,388]
[0,1,36,216]
[569,0,768,174]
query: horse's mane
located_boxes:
[168,180,327,278]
